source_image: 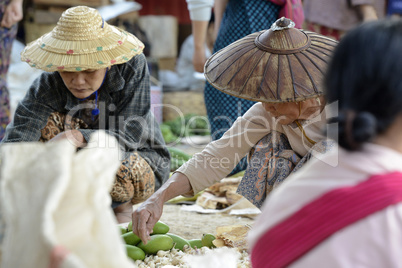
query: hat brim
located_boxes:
[21,24,144,72]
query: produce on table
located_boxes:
[125,244,145,261]
[187,239,203,249]
[167,147,192,172]
[162,114,210,140]
[119,225,128,235]
[127,221,133,231]
[166,191,203,204]
[137,234,174,255]
[122,232,141,246]
[201,233,217,248]
[168,147,192,161]
[166,233,191,250]
[121,220,247,266]
[126,219,170,234]
[161,114,210,171]
[121,221,216,253]
[151,220,170,234]
[160,123,178,144]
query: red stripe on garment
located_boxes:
[251,171,402,268]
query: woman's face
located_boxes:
[262,97,325,125]
[58,68,107,99]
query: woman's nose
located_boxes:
[72,73,86,85]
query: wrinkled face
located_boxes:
[58,68,107,99]
[262,97,325,125]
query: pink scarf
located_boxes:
[269,0,305,28]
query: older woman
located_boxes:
[249,18,402,267]
[187,0,304,175]
[1,6,170,222]
[132,18,338,243]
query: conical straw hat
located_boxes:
[21,6,144,72]
[204,17,338,103]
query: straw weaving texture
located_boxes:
[21,6,144,72]
[205,24,338,103]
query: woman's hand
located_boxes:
[1,0,23,28]
[193,46,207,73]
[49,129,86,148]
[131,192,165,243]
[132,172,193,244]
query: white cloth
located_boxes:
[186,0,214,21]
[249,143,402,267]
[177,102,328,194]
[0,132,136,268]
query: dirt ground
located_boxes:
[158,203,255,240]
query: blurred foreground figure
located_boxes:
[249,18,402,268]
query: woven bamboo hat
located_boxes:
[204,17,338,103]
[21,6,144,72]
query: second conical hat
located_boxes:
[204,17,338,103]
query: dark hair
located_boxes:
[325,19,402,150]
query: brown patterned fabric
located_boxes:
[39,112,89,142]
[111,152,155,204]
[40,112,155,205]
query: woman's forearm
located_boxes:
[154,172,193,203]
[192,20,209,50]
[191,20,209,72]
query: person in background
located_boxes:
[159,13,215,91]
[132,18,338,244]
[1,6,170,223]
[303,0,385,40]
[0,0,23,140]
[186,0,304,175]
[249,18,402,268]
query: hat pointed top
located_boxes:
[52,6,106,41]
